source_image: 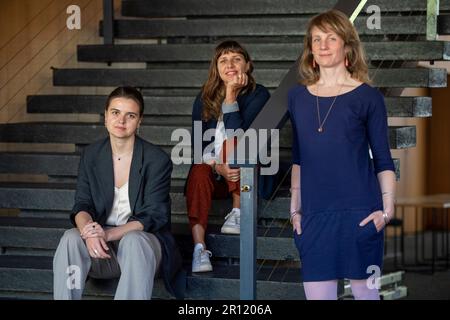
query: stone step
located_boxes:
[27,95,195,116]
[12,208,277,226]
[52,68,447,89]
[438,14,450,35]
[121,0,450,18]
[0,151,293,182]
[0,155,401,215]
[0,122,416,149]
[27,94,433,118]
[0,255,305,299]
[0,183,290,219]
[101,16,428,39]
[0,182,76,212]
[0,217,298,261]
[0,152,190,180]
[77,41,450,63]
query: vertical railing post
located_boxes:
[103,0,114,45]
[427,0,440,40]
[239,165,258,300]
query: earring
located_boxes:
[345,56,349,68]
[313,59,316,68]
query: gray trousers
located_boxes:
[53,228,162,300]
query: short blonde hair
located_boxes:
[299,9,369,85]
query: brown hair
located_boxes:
[105,86,144,117]
[201,40,256,121]
[299,9,369,85]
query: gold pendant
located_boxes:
[318,127,323,133]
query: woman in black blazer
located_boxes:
[53,87,185,299]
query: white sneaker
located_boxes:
[220,208,240,234]
[192,245,213,273]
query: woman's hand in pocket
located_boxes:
[359,210,385,232]
[292,213,302,235]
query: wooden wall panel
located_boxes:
[0,0,79,89]
[0,0,53,50]
[0,0,97,123]
[0,0,121,125]
[428,75,450,194]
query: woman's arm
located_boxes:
[223,85,270,131]
[377,170,396,221]
[74,211,93,234]
[359,89,397,230]
[290,164,302,234]
[128,151,173,233]
[366,90,396,219]
[366,90,396,176]
[71,149,96,226]
[104,221,144,242]
[290,164,301,212]
[288,98,302,234]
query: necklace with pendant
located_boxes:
[316,83,344,133]
[113,150,133,161]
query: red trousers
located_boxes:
[186,139,240,230]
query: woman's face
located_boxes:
[310,26,346,69]
[104,97,142,139]
[216,51,250,84]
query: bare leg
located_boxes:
[303,280,338,300]
[192,224,206,248]
[350,279,380,300]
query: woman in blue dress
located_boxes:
[288,10,396,300]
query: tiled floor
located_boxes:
[383,231,450,300]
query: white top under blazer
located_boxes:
[106,181,132,226]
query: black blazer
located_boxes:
[70,136,185,299]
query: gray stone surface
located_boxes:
[28,94,434,117]
[121,0,450,17]
[53,68,447,88]
[77,41,450,63]
[102,16,427,39]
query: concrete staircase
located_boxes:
[0,0,449,299]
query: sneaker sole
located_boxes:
[220,226,240,234]
[192,266,213,273]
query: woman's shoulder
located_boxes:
[354,82,380,95]
[254,83,270,94]
[83,137,109,156]
[237,84,270,107]
[77,138,109,167]
[354,82,385,102]
[246,83,270,100]
[192,92,202,106]
[288,84,307,99]
[138,137,171,163]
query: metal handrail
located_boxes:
[427,0,440,40]
[103,0,114,45]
